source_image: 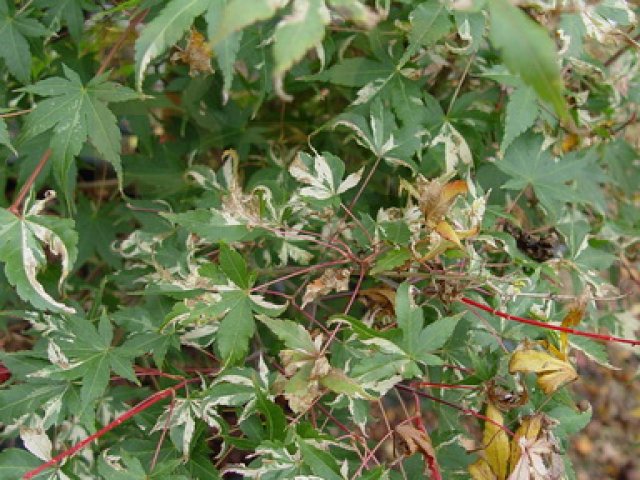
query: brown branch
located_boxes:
[96,8,149,76]
[604,32,640,67]
[8,148,51,216]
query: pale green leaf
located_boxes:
[257,315,316,353]
[418,314,462,352]
[488,0,569,121]
[211,0,288,44]
[134,0,211,90]
[320,368,375,399]
[0,383,68,423]
[206,0,243,98]
[501,85,539,152]
[162,209,251,242]
[395,282,424,357]
[217,291,255,363]
[273,0,330,98]
[370,247,411,275]
[408,1,451,47]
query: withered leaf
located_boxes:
[483,402,510,480]
[509,349,578,395]
[395,423,441,477]
[301,268,350,308]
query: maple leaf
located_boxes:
[21,65,138,194]
[0,1,48,83]
[0,192,77,314]
[289,151,364,201]
[497,133,592,219]
[509,348,578,395]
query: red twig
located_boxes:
[460,297,640,346]
[23,379,196,479]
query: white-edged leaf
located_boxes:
[273,0,330,100]
[134,0,211,90]
[0,195,77,314]
[501,85,539,152]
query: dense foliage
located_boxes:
[0,0,639,478]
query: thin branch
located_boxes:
[23,379,198,479]
[0,108,32,119]
[96,9,149,76]
[460,297,640,346]
[9,148,51,216]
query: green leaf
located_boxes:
[395,283,424,357]
[0,117,16,154]
[273,0,330,98]
[501,85,539,152]
[162,209,251,242]
[219,244,250,289]
[408,1,451,47]
[0,383,68,423]
[134,0,211,90]
[303,58,394,87]
[0,449,42,480]
[255,388,287,441]
[0,203,78,313]
[257,315,316,353]
[496,133,585,218]
[547,405,592,440]
[418,314,462,352]
[36,0,85,42]
[206,0,242,98]
[370,247,410,275]
[298,440,343,480]
[0,1,48,83]
[320,368,375,400]
[217,291,255,363]
[21,67,138,193]
[488,0,569,121]
[211,0,287,45]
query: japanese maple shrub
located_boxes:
[0,0,639,479]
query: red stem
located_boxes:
[9,149,51,216]
[460,297,639,347]
[22,379,196,479]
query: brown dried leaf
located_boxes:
[487,380,528,412]
[301,268,351,308]
[395,424,441,477]
[171,29,213,76]
[483,402,510,480]
[509,349,578,395]
[509,414,543,473]
[416,177,467,226]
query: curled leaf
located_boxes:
[509,349,578,394]
[301,268,351,308]
[395,424,441,478]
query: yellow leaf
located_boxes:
[442,179,468,202]
[435,220,462,248]
[559,295,587,359]
[469,458,498,480]
[509,349,578,394]
[509,414,543,473]
[483,403,510,480]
